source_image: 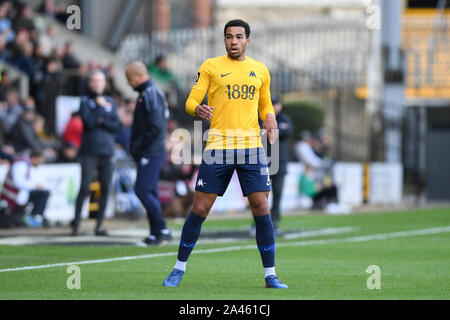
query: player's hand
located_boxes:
[194,104,213,120]
[263,113,278,144]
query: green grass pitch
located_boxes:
[0,207,449,300]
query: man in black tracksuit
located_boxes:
[266,95,293,232]
[126,61,172,245]
[72,70,121,236]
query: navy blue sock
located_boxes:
[177,210,206,262]
[254,214,276,268]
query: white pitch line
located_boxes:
[282,226,357,239]
[0,251,178,273]
[278,226,450,248]
[0,226,449,273]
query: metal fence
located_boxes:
[118,16,370,92]
[117,16,372,162]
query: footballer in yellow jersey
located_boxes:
[163,19,288,290]
[186,54,275,149]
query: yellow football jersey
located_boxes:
[186,54,275,150]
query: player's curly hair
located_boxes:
[224,19,250,39]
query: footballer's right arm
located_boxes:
[186,60,211,119]
[186,89,213,120]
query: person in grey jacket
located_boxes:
[72,69,121,236]
[126,61,172,245]
[11,106,45,153]
[11,102,56,162]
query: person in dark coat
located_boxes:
[71,69,121,236]
[265,95,293,231]
[125,61,172,245]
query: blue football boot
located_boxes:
[163,269,184,287]
[265,275,288,289]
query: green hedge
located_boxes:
[282,100,324,140]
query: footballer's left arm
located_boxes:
[258,67,278,144]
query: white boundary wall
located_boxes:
[0,161,403,222]
[0,164,114,224]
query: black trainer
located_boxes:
[95,227,109,236]
[142,232,172,246]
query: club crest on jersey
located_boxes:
[249,71,256,78]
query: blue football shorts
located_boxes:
[194,148,271,197]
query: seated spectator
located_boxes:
[125,97,135,113]
[0,37,12,63]
[30,43,46,113]
[313,128,330,159]
[10,103,40,152]
[62,111,83,150]
[0,1,15,44]
[0,70,11,100]
[299,164,349,214]
[33,112,59,155]
[44,57,63,77]
[159,160,195,218]
[13,41,36,79]
[10,101,56,161]
[0,149,50,227]
[148,55,179,88]
[0,90,22,138]
[38,0,69,24]
[0,148,13,165]
[62,42,81,70]
[147,54,179,107]
[0,116,14,164]
[104,63,120,97]
[295,130,334,199]
[158,128,195,218]
[13,4,36,35]
[38,24,56,58]
[57,141,78,163]
[115,104,132,153]
[32,43,46,79]
[10,28,30,57]
[0,142,14,164]
[38,0,56,19]
[295,130,330,170]
[50,46,65,69]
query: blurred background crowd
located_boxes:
[0,0,449,228]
